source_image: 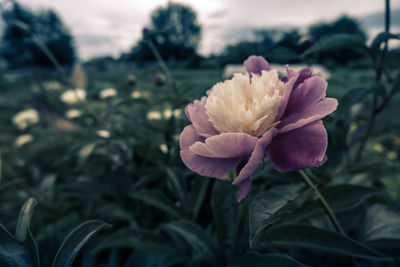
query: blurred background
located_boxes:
[0,0,400,266]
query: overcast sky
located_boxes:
[16,0,400,60]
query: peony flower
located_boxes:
[179,56,338,201]
[99,88,117,99]
[96,130,111,138]
[60,88,86,105]
[12,109,39,130]
[15,134,34,147]
[65,109,82,119]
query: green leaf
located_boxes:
[93,228,172,253]
[287,184,389,223]
[162,220,220,265]
[25,230,41,267]
[15,198,38,242]
[165,167,187,209]
[210,180,237,245]
[130,189,185,219]
[302,34,368,57]
[257,224,390,260]
[232,251,308,267]
[190,177,209,220]
[52,220,111,267]
[249,188,310,247]
[366,239,400,258]
[370,32,400,56]
[0,223,30,267]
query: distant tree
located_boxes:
[0,2,75,68]
[308,16,367,64]
[130,2,201,61]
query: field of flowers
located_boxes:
[1,3,400,266]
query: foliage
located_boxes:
[130,2,201,61]
[307,16,368,64]
[0,1,400,266]
[0,1,75,68]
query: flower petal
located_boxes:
[279,98,338,133]
[284,76,327,116]
[267,120,328,172]
[189,133,258,158]
[244,56,271,77]
[237,176,252,202]
[179,125,204,150]
[233,128,279,185]
[180,149,241,179]
[185,97,219,137]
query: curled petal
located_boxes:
[185,97,219,137]
[280,98,338,133]
[179,125,204,150]
[237,176,252,202]
[189,133,258,158]
[244,56,271,77]
[267,120,328,172]
[233,128,279,185]
[180,149,241,179]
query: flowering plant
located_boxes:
[180,56,338,201]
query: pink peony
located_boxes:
[179,56,338,201]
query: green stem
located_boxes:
[298,170,345,235]
[354,0,390,161]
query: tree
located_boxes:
[308,16,367,64]
[130,2,201,61]
[0,2,76,68]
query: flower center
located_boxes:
[206,70,285,137]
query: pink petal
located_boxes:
[180,149,242,179]
[244,56,271,77]
[237,176,252,202]
[280,98,338,133]
[267,120,328,172]
[185,97,219,138]
[179,125,204,150]
[189,133,258,158]
[233,128,279,185]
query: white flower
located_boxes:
[131,91,142,99]
[43,81,62,91]
[147,111,162,120]
[96,130,110,138]
[206,71,284,137]
[65,109,82,119]
[173,109,182,118]
[159,144,168,153]
[15,134,34,147]
[163,108,173,119]
[60,88,86,105]
[99,88,117,99]
[12,109,39,130]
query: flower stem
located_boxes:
[298,170,345,235]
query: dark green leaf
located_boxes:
[93,228,172,253]
[302,34,367,57]
[231,251,308,267]
[130,189,185,219]
[162,220,220,265]
[190,177,209,220]
[0,223,30,267]
[249,188,310,246]
[257,224,390,260]
[15,198,38,242]
[211,180,237,245]
[52,220,111,267]
[366,239,400,258]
